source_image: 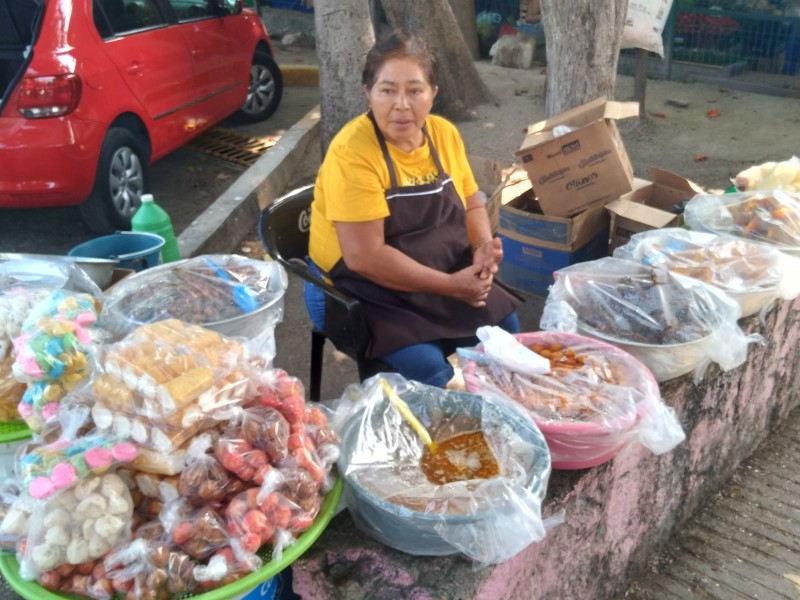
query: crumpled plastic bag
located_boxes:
[539,257,763,384]
[458,330,685,470]
[329,373,553,565]
[613,227,800,319]
[733,156,800,193]
[683,189,800,255]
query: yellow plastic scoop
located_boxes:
[379,377,437,453]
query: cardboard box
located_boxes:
[495,174,610,297]
[606,168,705,252]
[515,98,639,218]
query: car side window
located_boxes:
[167,0,217,22]
[95,0,166,37]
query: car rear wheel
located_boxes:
[79,126,149,233]
[233,49,283,123]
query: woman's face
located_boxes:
[365,57,438,152]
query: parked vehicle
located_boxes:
[0,0,282,232]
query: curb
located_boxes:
[281,65,319,86]
[177,92,320,258]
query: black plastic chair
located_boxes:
[258,184,389,402]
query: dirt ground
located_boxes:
[275,44,799,196]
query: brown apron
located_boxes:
[328,114,522,358]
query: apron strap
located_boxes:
[367,112,447,193]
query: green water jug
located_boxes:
[131,194,181,263]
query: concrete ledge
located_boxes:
[291,298,800,599]
[177,104,320,258]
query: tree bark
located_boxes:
[314,0,375,155]
[540,0,627,117]
[381,0,494,121]
[633,48,649,114]
[447,0,479,60]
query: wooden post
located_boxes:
[633,48,648,115]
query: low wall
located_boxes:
[291,297,800,600]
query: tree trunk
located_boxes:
[447,0,479,60]
[633,48,649,114]
[381,0,494,121]
[540,0,627,117]
[314,0,375,155]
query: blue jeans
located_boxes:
[380,311,520,388]
[304,260,326,331]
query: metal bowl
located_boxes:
[575,321,715,383]
[100,254,288,339]
[0,252,118,290]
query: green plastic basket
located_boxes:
[0,421,32,444]
[0,475,342,600]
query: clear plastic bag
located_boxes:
[733,156,800,193]
[88,319,249,452]
[16,405,138,500]
[11,289,103,431]
[458,329,685,470]
[683,189,800,255]
[332,373,552,565]
[18,470,134,580]
[613,227,800,319]
[540,257,763,383]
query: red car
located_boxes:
[0,0,283,232]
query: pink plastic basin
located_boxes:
[462,331,660,470]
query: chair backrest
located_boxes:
[259,183,314,267]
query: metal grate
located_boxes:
[185,128,279,167]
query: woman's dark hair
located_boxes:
[362,30,438,90]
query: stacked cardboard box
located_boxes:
[493,98,639,297]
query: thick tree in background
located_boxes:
[380,0,494,120]
[447,0,479,60]
[314,0,375,153]
[540,0,627,117]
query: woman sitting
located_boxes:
[306,30,522,388]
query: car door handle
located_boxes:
[127,62,142,77]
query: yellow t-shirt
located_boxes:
[309,113,479,273]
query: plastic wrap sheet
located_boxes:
[332,373,552,565]
[684,190,800,255]
[540,257,762,383]
[613,227,800,318]
[458,329,685,470]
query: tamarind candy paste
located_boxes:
[420,430,499,485]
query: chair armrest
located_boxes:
[276,258,371,358]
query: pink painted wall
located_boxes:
[293,298,800,600]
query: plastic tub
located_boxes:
[339,387,551,557]
[68,231,165,271]
[462,331,654,470]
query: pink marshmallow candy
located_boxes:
[84,446,113,470]
[50,462,77,489]
[29,477,55,499]
[111,442,138,462]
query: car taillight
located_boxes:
[17,74,82,118]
